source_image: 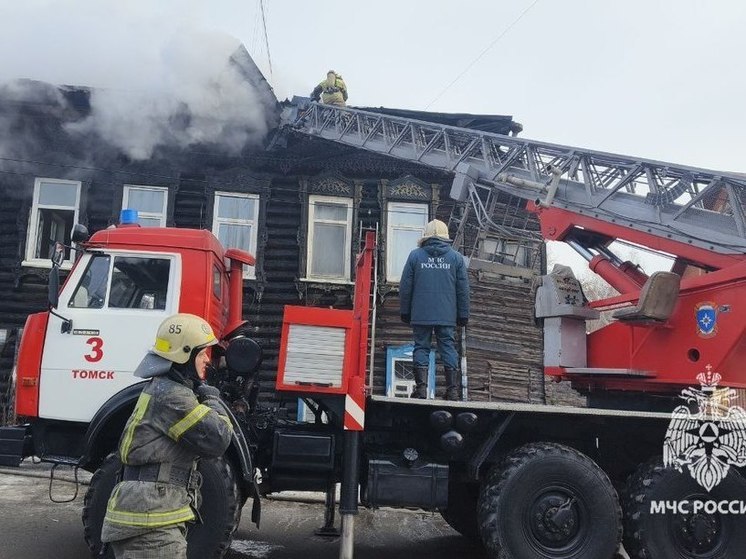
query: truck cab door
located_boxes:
[39,251,181,422]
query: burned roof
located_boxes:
[360,106,522,137]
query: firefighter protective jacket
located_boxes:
[312,74,348,106]
[101,375,233,543]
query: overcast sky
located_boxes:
[1,0,745,174]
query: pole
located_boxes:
[460,326,468,401]
[339,430,360,559]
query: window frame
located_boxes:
[306,195,353,282]
[24,177,82,268]
[61,250,179,313]
[385,201,429,282]
[211,191,260,279]
[122,185,168,227]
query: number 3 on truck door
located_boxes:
[84,337,104,363]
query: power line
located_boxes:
[259,0,273,80]
[424,0,541,110]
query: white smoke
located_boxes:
[0,1,276,160]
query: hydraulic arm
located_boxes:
[281,98,746,394]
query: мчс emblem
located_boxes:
[663,366,746,491]
[695,302,718,338]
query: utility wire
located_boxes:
[259,0,274,79]
[424,0,541,110]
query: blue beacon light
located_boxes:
[120,209,139,225]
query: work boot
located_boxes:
[411,366,429,399]
[444,367,461,401]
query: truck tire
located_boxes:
[187,456,243,559]
[82,453,243,559]
[82,452,119,559]
[440,478,480,541]
[477,442,621,559]
[623,458,746,558]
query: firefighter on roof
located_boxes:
[400,219,470,400]
[101,313,233,559]
[311,70,348,106]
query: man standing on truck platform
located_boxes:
[101,313,233,559]
[400,219,470,400]
[311,70,348,106]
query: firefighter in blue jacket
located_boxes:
[101,313,233,558]
[400,219,470,400]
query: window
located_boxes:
[109,257,171,309]
[68,254,171,310]
[480,238,530,268]
[307,196,353,281]
[386,202,428,282]
[69,255,111,309]
[122,185,168,227]
[25,178,81,265]
[212,192,259,279]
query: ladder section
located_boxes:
[282,98,746,255]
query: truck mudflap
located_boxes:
[0,425,32,467]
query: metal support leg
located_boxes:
[339,515,355,559]
[315,481,340,537]
[339,431,360,559]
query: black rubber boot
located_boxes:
[444,367,461,401]
[412,366,429,399]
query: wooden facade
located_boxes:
[0,77,586,422]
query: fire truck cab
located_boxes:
[14,220,255,466]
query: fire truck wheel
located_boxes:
[623,457,746,559]
[439,478,481,541]
[82,453,243,559]
[477,442,622,559]
[187,456,243,559]
[82,452,119,559]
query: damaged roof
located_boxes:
[360,106,522,137]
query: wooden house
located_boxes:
[0,54,584,422]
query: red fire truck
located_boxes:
[3,99,746,559]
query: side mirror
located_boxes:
[48,242,64,308]
[71,224,90,243]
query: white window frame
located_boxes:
[211,191,260,279]
[122,185,168,227]
[386,201,429,282]
[306,195,353,282]
[23,177,82,269]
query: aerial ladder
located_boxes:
[280,97,746,396]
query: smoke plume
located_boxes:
[0,1,277,160]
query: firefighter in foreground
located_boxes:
[400,219,470,400]
[311,70,348,106]
[101,314,233,558]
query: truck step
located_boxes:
[565,368,655,377]
[0,425,31,467]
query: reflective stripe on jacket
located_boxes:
[101,375,232,542]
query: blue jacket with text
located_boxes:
[399,239,470,326]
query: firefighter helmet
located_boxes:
[152,313,218,364]
[418,219,451,246]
